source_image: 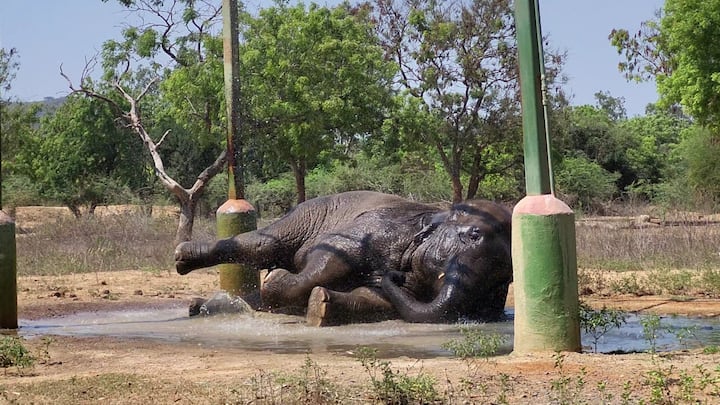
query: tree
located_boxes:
[1,47,42,209]
[26,95,148,216]
[617,111,689,198]
[65,0,228,243]
[610,0,720,125]
[373,0,553,202]
[240,3,396,203]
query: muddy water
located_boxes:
[17,306,720,357]
[18,304,513,358]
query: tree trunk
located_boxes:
[434,141,464,203]
[450,173,463,204]
[175,198,197,245]
[291,160,307,204]
[466,146,484,200]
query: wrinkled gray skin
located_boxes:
[175,191,512,325]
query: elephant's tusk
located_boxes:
[438,272,445,280]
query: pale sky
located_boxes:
[1,0,663,116]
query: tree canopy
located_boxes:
[241,2,396,202]
[611,0,720,125]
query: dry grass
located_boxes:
[15,210,215,276]
[576,222,720,272]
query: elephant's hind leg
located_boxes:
[261,246,354,309]
[306,286,396,326]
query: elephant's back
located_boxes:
[303,191,433,222]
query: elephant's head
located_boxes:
[382,200,512,323]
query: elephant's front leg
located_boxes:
[260,246,353,309]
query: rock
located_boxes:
[189,291,254,317]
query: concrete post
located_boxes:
[219,0,258,296]
[217,200,257,295]
[512,196,580,352]
[0,210,18,329]
[512,0,580,353]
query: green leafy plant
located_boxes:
[355,346,438,404]
[579,302,628,353]
[274,356,340,404]
[549,352,587,405]
[0,336,35,374]
[441,326,506,360]
[644,365,673,404]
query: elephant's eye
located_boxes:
[468,227,483,241]
[460,226,483,243]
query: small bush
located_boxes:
[355,346,438,404]
[579,302,627,353]
[442,326,506,360]
[0,336,35,374]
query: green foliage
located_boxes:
[246,153,455,218]
[271,357,342,403]
[441,326,506,360]
[550,352,587,405]
[611,0,720,127]
[355,346,438,404]
[658,0,720,125]
[579,302,627,353]
[374,0,528,201]
[641,314,665,356]
[555,155,620,210]
[0,336,35,374]
[246,173,297,218]
[1,101,42,209]
[676,126,720,206]
[617,112,689,197]
[242,2,396,201]
[26,95,148,214]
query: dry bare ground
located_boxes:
[3,207,720,403]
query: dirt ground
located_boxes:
[4,270,720,404]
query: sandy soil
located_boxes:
[4,270,720,404]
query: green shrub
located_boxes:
[555,155,620,211]
[355,346,438,404]
[579,302,627,353]
[0,336,35,374]
[442,326,506,359]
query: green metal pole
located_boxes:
[0,98,18,329]
[0,210,18,329]
[512,0,580,353]
[219,0,258,296]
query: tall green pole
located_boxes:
[0,99,18,329]
[512,0,580,353]
[218,0,258,296]
[0,210,17,330]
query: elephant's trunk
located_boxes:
[383,274,459,323]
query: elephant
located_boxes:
[175,191,512,326]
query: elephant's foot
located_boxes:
[175,242,213,275]
[306,286,333,327]
[260,268,293,308]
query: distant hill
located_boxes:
[8,96,66,118]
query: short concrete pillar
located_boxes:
[0,210,18,329]
[217,199,257,296]
[512,195,580,353]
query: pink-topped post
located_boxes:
[512,0,580,353]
